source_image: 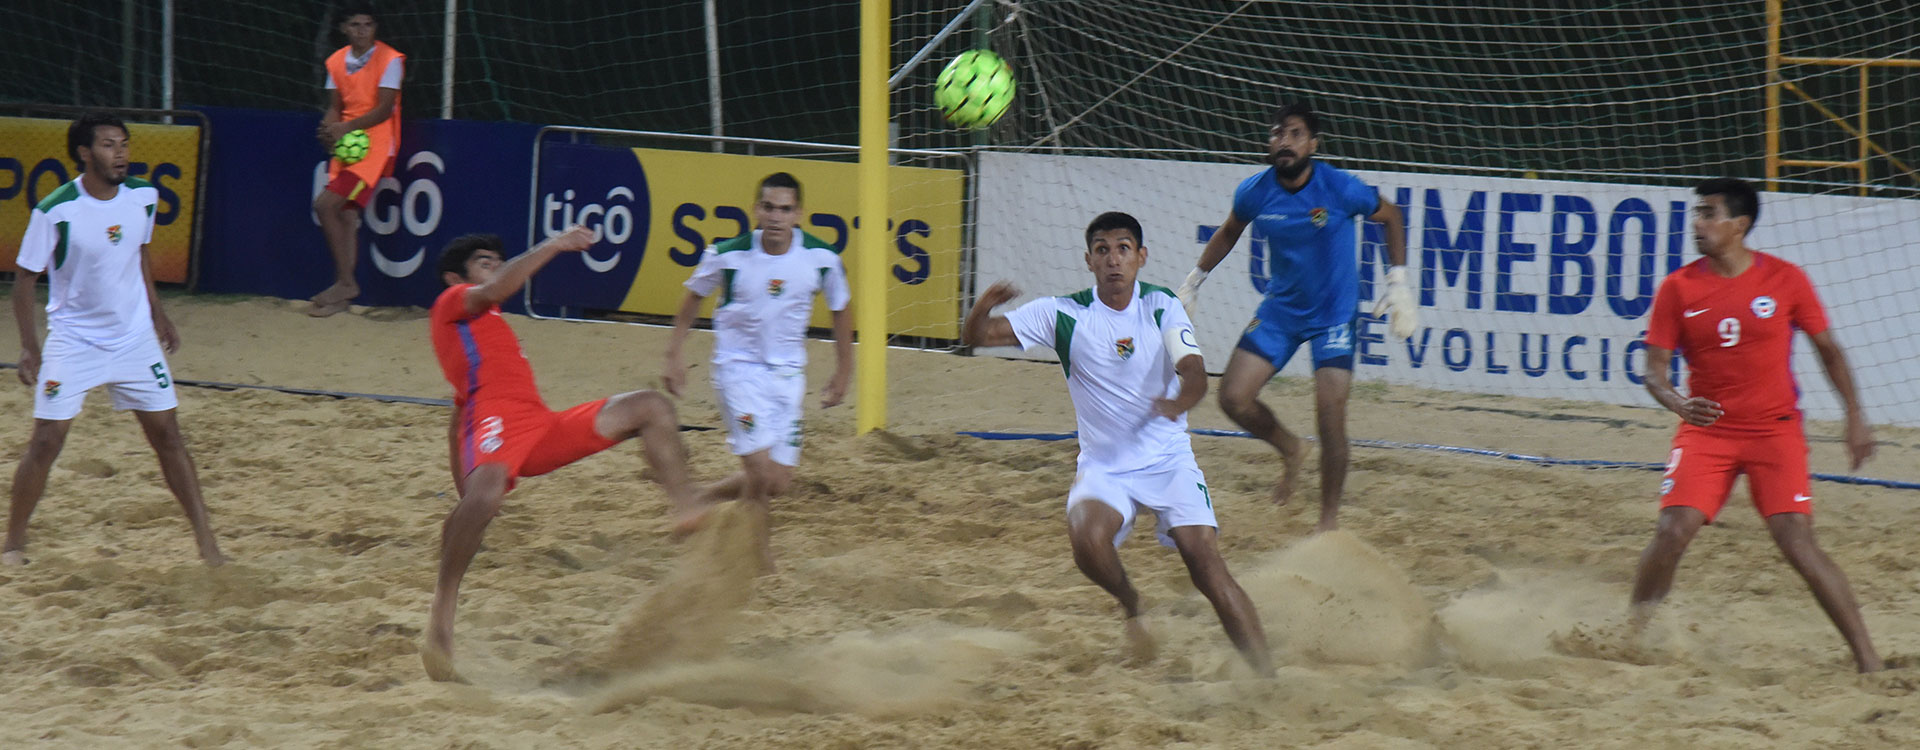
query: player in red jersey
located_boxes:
[421,226,705,682]
[1628,177,1881,672]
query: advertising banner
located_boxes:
[529,145,966,338]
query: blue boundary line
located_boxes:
[957,429,1920,491]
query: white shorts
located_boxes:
[34,331,179,421]
[712,361,805,467]
[1068,454,1217,548]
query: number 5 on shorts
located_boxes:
[151,362,171,389]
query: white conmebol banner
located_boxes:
[975,152,1920,427]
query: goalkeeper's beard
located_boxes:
[1271,154,1312,180]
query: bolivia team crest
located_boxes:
[1309,207,1328,227]
[43,380,60,398]
[1115,337,1135,360]
[768,279,786,297]
[737,413,756,432]
[106,224,123,244]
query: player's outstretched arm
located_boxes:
[1176,214,1249,309]
[962,281,1022,348]
[1809,330,1874,469]
[1642,345,1722,427]
[462,224,594,315]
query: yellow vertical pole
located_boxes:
[1765,0,1782,190]
[855,0,889,433]
[1858,65,1869,196]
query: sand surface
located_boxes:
[2,293,1918,749]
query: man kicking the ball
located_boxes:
[964,211,1275,676]
[423,226,704,681]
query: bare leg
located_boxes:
[738,451,789,574]
[1217,349,1305,507]
[1067,500,1154,661]
[1766,512,1882,672]
[698,471,749,504]
[594,390,705,532]
[1169,525,1275,677]
[4,418,72,565]
[423,463,509,682]
[309,191,361,314]
[132,410,226,566]
[1628,505,1706,633]
[1311,367,1353,533]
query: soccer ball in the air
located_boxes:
[333,129,371,165]
[934,50,1015,129]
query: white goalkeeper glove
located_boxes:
[1371,265,1419,340]
[1175,267,1209,310]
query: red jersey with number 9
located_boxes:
[1645,252,1827,431]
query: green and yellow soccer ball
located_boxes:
[935,50,1015,130]
[333,129,371,165]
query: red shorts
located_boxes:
[1659,421,1812,522]
[325,157,394,209]
[461,398,620,489]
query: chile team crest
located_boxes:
[1309,207,1328,227]
[106,225,123,244]
[1115,337,1135,360]
[768,279,786,297]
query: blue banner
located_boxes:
[194,106,537,309]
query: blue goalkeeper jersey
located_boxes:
[1231,162,1381,330]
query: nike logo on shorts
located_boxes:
[1684,308,1710,318]
[1793,494,1811,503]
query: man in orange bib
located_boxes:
[311,3,403,317]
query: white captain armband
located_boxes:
[1164,321,1204,365]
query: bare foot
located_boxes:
[307,297,353,318]
[201,549,231,567]
[1124,616,1157,663]
[310,282,359,306]
[1,550,27,566]
[1314,515,1339,534]
[667,501,717,541]
[420,635,468,683]
[1272,433,1307,506]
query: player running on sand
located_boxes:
[965,211,1275,677]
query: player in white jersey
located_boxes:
[964,212,1274,676]
[662,172,853,572]
[5,113,225,567]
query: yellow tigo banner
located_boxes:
[617,148,963,338]
[0,116,200,283]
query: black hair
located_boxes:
[337,2,378,25]
[438,233,504,284]
[1084,211,1143,247]
[757,171,802,205]
[1271,101,1322,136]
[1695,177,1760,233]
[67,112,128,167]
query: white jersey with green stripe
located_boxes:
[684,229,851,369]
[16,177,159,347]
[1005,282,1198,469]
